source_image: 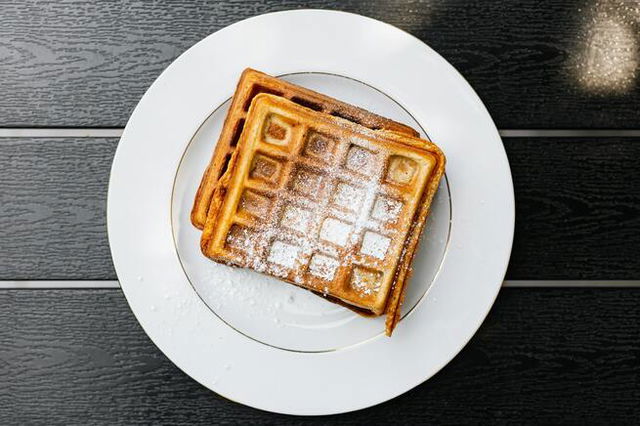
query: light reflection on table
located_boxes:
[570,0,639,94]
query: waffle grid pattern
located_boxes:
[211,101,433,312]
[191,69,420,229]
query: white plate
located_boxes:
[108,10,514,415]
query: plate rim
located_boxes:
[107,9,515,415]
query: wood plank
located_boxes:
[1,0,639,128]
[1,137,639,280]
[0,138,114,279]
[1,288,638,423]
[507,137,640,279]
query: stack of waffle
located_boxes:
[192,69,445,336]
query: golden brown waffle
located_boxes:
[201,94,445,336]
[191,68,420,229]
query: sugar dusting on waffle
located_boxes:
[222,129,404,300]
[191,68,420,230]
[201,93,445,330]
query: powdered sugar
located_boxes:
[360,231,391,259]
[219,118,424,302]
[290,167,323,196]
[350,267,383,296]
[345,144,375,175]
[281,205,312,233]
[308,253,339,281]
[371,196,403,222]
[226,225,257,253]
[267,240,299,268]
[332,182,365,211]
[319,217,352,246]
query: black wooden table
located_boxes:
[2,1,639,423]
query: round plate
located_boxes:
[108,10,514,415]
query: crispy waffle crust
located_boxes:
[200,94,445,336]
[191,68,420,229]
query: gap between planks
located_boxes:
[1,129,640,138]
[1,128,637,290]
[0,281,639,289]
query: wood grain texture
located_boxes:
[1,288,638,423]
[2,137,640,280]
[507,137,640,279]
[1,0,639,128]
[0,138,115,279]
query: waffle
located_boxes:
[191,68,420,229]
[200,94,445,336]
